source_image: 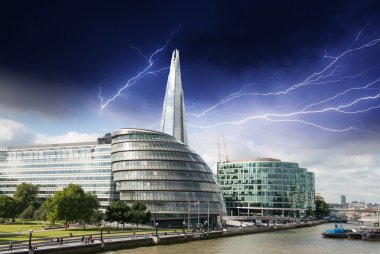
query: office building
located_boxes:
[341,195,346,205]
[0,134,118,211]
[217,158,315,217]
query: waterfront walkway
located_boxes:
[0,221,324,254]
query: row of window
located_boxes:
[218,168,311,175]
[0,176,113,181]
[117,181,220,192]
[218,162,299,169]
[113,170,214,182]
[112,160,208,172]
[120,191,222,203]
[112,134,176,143]
[112,151,203,163]
[112,141,194,154]
[144,202,223,213]
[1,145,111,160]
[1,169,111,176]
[0,161,111,169]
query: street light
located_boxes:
[182,221,186,234]
[155,222,158,237]
[28,229,33,250]
[100,225,104,242]
[204,221,208,232]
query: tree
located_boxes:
[315,199,330,218]
[80,192,99,229]
[13,183,39,215]
[0,195,16,221]
[105,201,130,229]
[130,202,151,229]
[34,205,47,221]
[90,210,104,224]
[43,197,57,224]
[44,184,99,229]
[19,204,36,220]
[306,207,315,217]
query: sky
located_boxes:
[1,0,380,203]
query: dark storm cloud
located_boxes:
[0,0,379,116]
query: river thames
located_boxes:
[104,223,379,254]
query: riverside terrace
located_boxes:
[0,220,325,254]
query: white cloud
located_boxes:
[35,131,99,145]
[0,119,28,142]
[0,118,100,148]
[188,125,380,204]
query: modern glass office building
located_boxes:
[111,128,226,226]
[0,134,118,211]
[217,158,315,217]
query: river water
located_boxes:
[104,223,380,254]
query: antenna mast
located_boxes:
[222,134,229,162]
[217,139,221,162]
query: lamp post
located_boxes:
[204,221,207,233]
[100,225,104,242]
[182,221,186,234]
[155,222,158,237]
[28,229,33,250]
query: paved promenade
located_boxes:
[0,221,325,254]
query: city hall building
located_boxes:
[217,158,315,217]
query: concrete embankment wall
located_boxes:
[21,221,325,254]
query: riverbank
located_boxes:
[0,221,326,254]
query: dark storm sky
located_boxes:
[1,1,380,203]
[1,0,379,92]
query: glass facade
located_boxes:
[217,158,315,217]
[0,136,118,211]
[160,49,188,144]
[111,128,226,220]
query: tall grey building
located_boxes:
[161,49,188,144]
[341,195,346,205]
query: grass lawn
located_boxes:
[0,221,172,245]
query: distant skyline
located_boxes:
[1,0,380,203]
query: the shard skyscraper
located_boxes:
[160,49,188,144]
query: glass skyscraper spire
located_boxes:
[160,49,188,144]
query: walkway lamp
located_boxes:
[204,221,208,232]
[100,225,104,242]
[155,222,158,237]
[28,229,33,250]
[183,221,186,234]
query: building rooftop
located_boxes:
[220,157,281,163]
[7,141,99,150]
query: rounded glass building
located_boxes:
[111,128,226,226]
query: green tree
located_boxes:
[315,199,330,218]
[45,184,98,229]
[13,183,39,215]
[91,210,104,224]
[81,192,99,229]
[130,202,151,229]
[43,197,57,224]
[19,204,36,220]
[105,201,130,229]
[306,207,315,217]
[0,195,16,221]
[34,205,47,221]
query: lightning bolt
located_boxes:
[190,28,380,117]
[188,26,380,132]
[98,27,179,112]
